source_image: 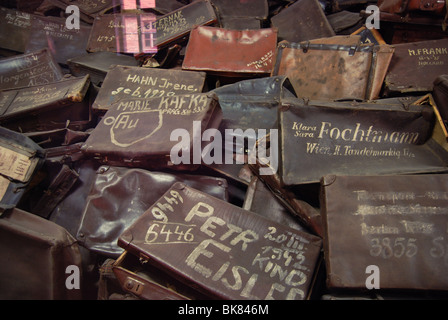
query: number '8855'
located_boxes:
[369,236,447,262]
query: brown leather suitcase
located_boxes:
[376,12,448,44]
[243,176,309,233]
[76,165,229,257]
[25,15,92,67]
[48,160,101,237]
[0,74,91,123]
[320,174,448,291]
[91,65,206,114]
[378,0,446,15]
[82,92,222,171]
[384,38,448,95]
[0,126,46,213]
[0,207,83,299]
[46,0,118,24]
[0,7,32,53]
[86,0,217,53]
[270,0,335,43]
[112,251,210,300]
[182,26,278,77]
[211,75,296,154]
[248,134,324,237]
[0,48,63,90]
[153,0,217,49]
[67,52,140,86]
[118,182,322,300]
[278,96,448,186]
[272,36,395,101]
[433,75,448,128]
[211,0,269,29]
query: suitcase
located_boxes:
[376,12,448,44]
[248,134,324,237]
[272,36,395,101]
[351,26,387,45]
[76,165,229,257]
[182,26,278,77]
[432,75,448,129]
[118,182,322,300]
[0,75,91,123]
[0,126,46,213]
[211,75,296,154]
[91,66,206,114]
[0,48,63,90]
[1,0,46,13]
[330,0,370,12]
[378,0,446,16]
[112,251,213,300]
[112,252,190,300]
[153,0,217,49]
[86,13,158,54]
[326,10,363,35]
[320,174,448,291]
[67,52,140,86]
[0,207,83,299]
[384,38,448,96]
[0,7,32,54]
[243,175,309,233]
[25,15,92,67]
[0,98,94,133]
[86,0,217,53]
[18,127,91,219]
[270,0,335,43]
[277,96,448,186]
[211,0,269,29]
[82,92,222,171]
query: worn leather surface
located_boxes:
[77,166,229,257]
[0,75,91,122]
[25,15,92,66]
[0,48,63,90]
[0,208,83,299]
[278,97,448,185]
[433,74,448,123]
[0,126,45,212]
[378,0,445,14]
[211,75,296,154]
[118,183,322,300]
[84,92,222,171]
[112,251,212,300]
[321,174,448,290]
[273,36,394,101]
[183,26,278,76]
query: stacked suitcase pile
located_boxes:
[0,0,448,300]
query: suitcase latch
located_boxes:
[124,277,145,295]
